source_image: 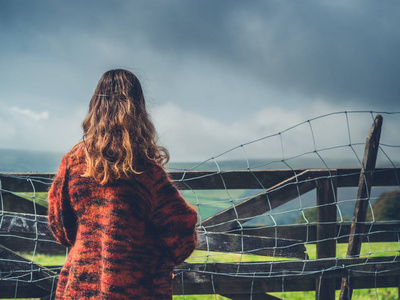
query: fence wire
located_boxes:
[1,111,400,299]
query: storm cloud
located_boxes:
[1,0,399,161]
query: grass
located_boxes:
[14,192,49,209]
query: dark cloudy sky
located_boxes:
[1,1,399,161]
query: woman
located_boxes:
[48,69,198,299]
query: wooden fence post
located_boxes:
[339,114,383,300]
[315,175,337,300]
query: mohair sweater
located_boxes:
[48,145,197,299]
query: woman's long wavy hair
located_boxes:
[82,69,169,185]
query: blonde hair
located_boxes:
[82,69,169,184]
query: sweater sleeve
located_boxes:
[48,154,77,248]
[149,167,198,265]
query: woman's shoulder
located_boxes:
[68,142,85,156]
[57,142,86,170]
[134,159,169,185]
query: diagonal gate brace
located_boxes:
[200,170,316,233]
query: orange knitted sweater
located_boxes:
[48,145,197,299]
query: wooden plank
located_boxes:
[1,262,397,297]
[171,170,309,190]
[336,167,400,188]
[173,273,396,300]
[315,177,337,300]
[0,211,63,253]
[173,273,400,295]
[1,193,47,215]
[0,173,53,193]
[0,244,58,293]
[3,212,399,257]
[0,236,65,255]
[6,209,399,246]
[340,114,383,300]
[197,232,307,259]
[334,223,400,243]
[2,167,399,193]
[170,168,400,189]
[179,256,400,278]
[0,211,307,259]
[316,177,337,257]
[0,211,65,254]
[3,170,305,192]
[200,170,317,232]
[0,282,52,298]
[172,256,400,294]
[37,261,400,295]
[26,257,400,295]
[0,211,52,238]
[242,223,400,243]
[173,273,314,295]
[221,293,282,299]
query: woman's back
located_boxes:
[49,144,197,299]
[48,69,197,300]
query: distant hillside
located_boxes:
[0,148,63,172]
[1,148,397,173]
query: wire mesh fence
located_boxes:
[1,111,400,299]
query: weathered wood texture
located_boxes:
[197,232,307,259]
[172,257,400,295]
[0,244,57,295]
[222,293,282,300]
[2,211,399,261]
[178,256,399,280]
[2,167,399,193]
[0,173,53,193]
[340,115,383,300]
[316,178,337,258]
[0,211,306,259]
[173,272,400,295]
[2,211,399,257]
[156,168,400,189]
[0,282,55,299]
[1,257,397,296]
[0,211,51,237]
[315,177,337,300]
[1,193,47,215]
[241,222,400,243]
[201,170,317,232]
[0,211,65,254]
